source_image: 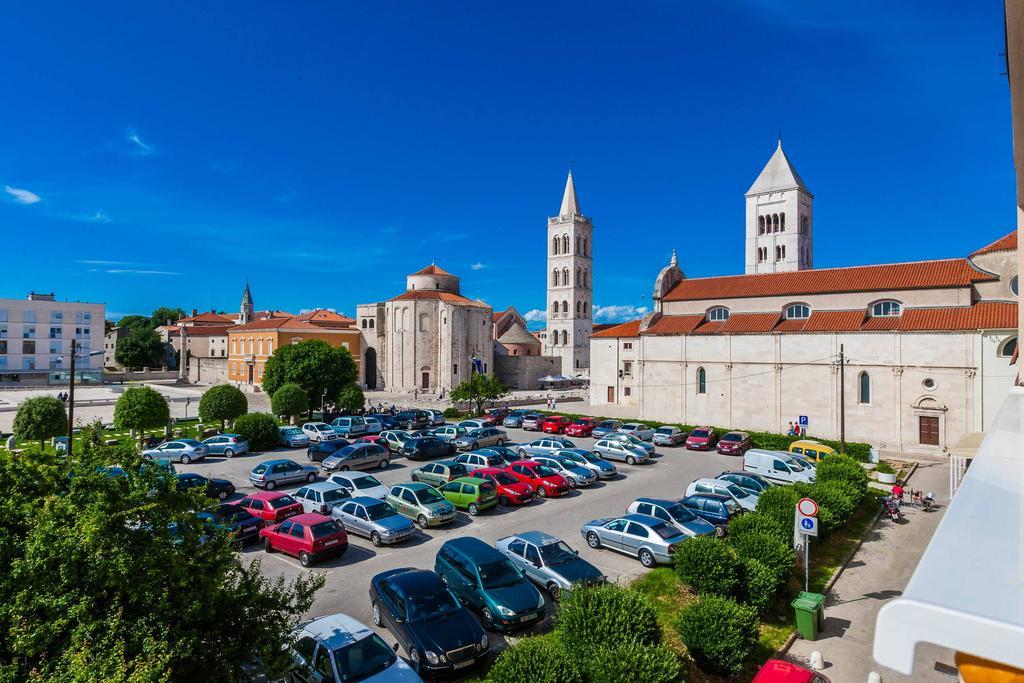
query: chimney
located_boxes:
[191,308,198,317]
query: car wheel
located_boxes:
[265,480,277,490]
[223,448,234,458]
[180,455,191,465]
[416,515,429,529]
[518,449,527,458]
[499,495,509,506]
[481,607,495,630]
[370,531,383,547]
[339,465,350,472]
[264,537,274,553]
[495,438,504,446]
[410,473,419,482]
[537,486,548,498]
[586,531,601,549]
[547,583,561,601]
[626,456,636,465]
[471,442,479,450]
[306,472,315,483]
[371,601,382,626]
[468,503,479,516]
[639,549,656,568]
[299,551,312,568]
[714,525,727,538]
[379,459,389,469]
[218,490,229,501]
[567,478,577,489]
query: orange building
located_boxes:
[227,315,361,389]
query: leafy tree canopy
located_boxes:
[113,386,170,442]
[150,307,186,328]
[115,328,166,369]
[12,396,68,449]
[261,340,356,410]
[336,383,365,413]
[449,373,510,415]
[198,385,248,429]
[271,384,308,421]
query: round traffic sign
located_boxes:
[797,498,818,516]
[800,518,815,530]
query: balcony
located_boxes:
[243,353,255,362]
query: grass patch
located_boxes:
[4,418,219,454]
[631,568,693,658]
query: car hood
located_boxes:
[364,658,421,682]
[568,466,593,478]
[584,518,613,529]
[679,517,717,536]
[210,478,233,488]
[410,609,483,654]
[485,581,541,612]
[425,500,455,515]
[541,475,568,488]
[375,515,415,533]
[595,460,616,471]
[552,557,604,584]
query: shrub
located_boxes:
[729,531,794,583]
[875,461,895,475]
[740,558,779,614]
[674,536,740,597]
[271,383,308,423]
[113,386,170,444]
[12,396,68,450]
[233,412,279,451]
[677,594,759,676]
[198,384,248,430]
[816,454,869,495]
[811,480,859,527]
[754,485,801,537]
[442,407,462,418]
[790,483,846,535]
[555,583,660,649]
[727,511,786,543]
[336,383,365,413]
[487,633,584,683]
[585,642,680,683]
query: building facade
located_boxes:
[745,140,814,274]
[492,307,562,389]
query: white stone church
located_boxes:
[590,142,1019,455]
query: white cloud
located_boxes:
[298,307,337,315]
[4,185,41,205]
[126,128,153,155]
[593,304,648,323]
[470,262,487,271]
[88,211,111,223]
[105,269,181,276]
[523,309,547,323]
[77,259,132,265]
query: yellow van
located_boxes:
[788,439,837,462]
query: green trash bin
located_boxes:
[791,595,820,640]
[798,591,827,630]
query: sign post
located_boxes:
[795,498,819,592]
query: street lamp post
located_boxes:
[60,339,104,458]
[322,388,328,420]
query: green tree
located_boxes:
[115,315,152,333]
[113,386,170,444]
[115,328,166,369]
[198,385,248,430]
[150,306,185,328]
[677,594,759,676]
[336,383,365,413]
[12,396,68,450]
[233,413,280,451]
[261,339,357,410]
[449,373,510,415]
[0,444,323,682]
[271,383,309,424]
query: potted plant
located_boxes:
[876,462,897,484]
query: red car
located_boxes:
[470,467,534,506]
[716,431,751,455]
[354,434,390,453]
[752,659,830,682]
[504,460,570,498]
[564,418,598,437]
[685,426,718,451]
[541,415,573,434]
[237,491,304,522]
[259,513,348,567]
[485,407,510,424]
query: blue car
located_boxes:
[369,413,399,430]
[278,426,310,448]
[678,493,743,537]
[627,497,717,538]
[202,434,250,458]
[502,410,530,428]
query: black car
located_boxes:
[405,437,455,461]
[306,439,351,463]
[197,503,266,545]
[369,413,399,430]
[370,567,489,675]
[176,472,235,501]
[394,410,430,430]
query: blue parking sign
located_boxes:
[799,415,809,427]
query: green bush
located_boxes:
[487,634,584,683]
[754,485,801,537]
[674,536,740,597]
[442,407,462,418]
[727,511,787,543]
[233,412,279,451]
[271,383,308,422]
[816,454,869,495]
[677,594,759,676]
[790,483,843,535]
[810,480,859,527]
[875,461,895,475]
[585,642,680,683]
[729,531,794,583]
[740,558,779,614]
[555,583,660,649]
[198,384,248,430]
[12,396,68,450]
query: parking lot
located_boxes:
[175,424,745,653]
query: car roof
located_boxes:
[687,492,731,502]
[383,568,444,595]
[260,458,294,466]
[301,613,373,651]
[397,481,431,490]
[287,513,333,525]
[349,495,385,506]
[634,497,680,507]
[621,513,665,526]
[515,530,560,546]
[450,476,484,486]
[442,536,504,561]
[249,490,294,501]
[302,482,345,492]
[473,467,506,475]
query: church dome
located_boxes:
[406,264,460,294]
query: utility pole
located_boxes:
[67,338,77,457]
[469,355,477,416]
[839,344,846,455]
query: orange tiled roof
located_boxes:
[970,230,1017,257]
[716,312,782,334]
[412,264,454,277]
[662,258,995,302]
[254,310,294,319]
[178,311,235,324]
[297,309,355,326]
[177,324,233,337]
[897,302,1017,330]
[799,310,866,332]
[645,315,703,335]
[591,319,642,338]
[228,317,360,333]
[388,290,489,307]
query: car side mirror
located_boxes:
[574,549,580,555]
[392,643,400,652]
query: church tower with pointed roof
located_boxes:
[745,139,814,274]
[545,168,593,371]
[239,282,254,324]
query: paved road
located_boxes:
[175,425,742,653]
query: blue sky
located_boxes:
[0,1,1014,326]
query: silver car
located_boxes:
[379,429,413,454]
[278,426,311,448]
[580,513,689,568]
[554,448,617,479]
[626,497,718,538]
[590,420,623,438]
[520,414,543,431]
[327,472,390,500]
[363,416,384,434]
[457,419,490,430]
[652,426,686,447]
[332,495,416,546]
[293,482,352,515]
[516,437,575,459]
[617,423,656,441]
[603,432,657,455]
[427,410,446,426]
[248,459,318,490]
[321,443,390,473]
[431,425,467,443]
[453,427,508,451]
[453,450,511,471]
[142,439,209,464]
[301,422,338,443]
[592,438,651,465]
[531,455,597,488]
[496,531,605,601]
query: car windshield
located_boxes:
[310,520,343,538]
[323,489,350,503]
[624,435,644,445]
[252,464,269,474]
[656,427,674,435]
[725,483,749,499]
[414,488,444,505]
[478,559,522,589]
[407,587,460,621]
[539,541,577,567]
[791,456,813,469]
[391,432,410,442]
[690,429,710,438]
[267,495,298,509]
[333,633,397,683]
[721,433,742,442]
[212,505,251,524]
[365,502,398,521]
[449,464,468,476]
[534,465,556,477]
[492,471,518,485]
[282,428,301,435]
[336,446,358,457]
[351,475,382,489]
[786,459,806,471]
[651,522,681,540]
[665,504,698,523]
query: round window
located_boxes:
[922,378,936,391]
[1011,275,1018,297]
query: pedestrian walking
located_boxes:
[787,422,795,436]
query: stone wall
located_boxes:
[188,357,229,385]
[495,354,562,391]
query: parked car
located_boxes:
[679,493,742,535]
[520,413,543,431]
[652,426,687,446]
[410,460,469,487]
[379,429,413,454]
[431,425,467,444]
[788,439,836,462]
[238,490,304,522]
[484,407,510,424]
[327,471,390,500]
[478,444,521,463]
[142,439,208,464]
[306,439,351,463]
[541,415,573,434]
[368,413,399,430]
[717,431,752,455]
[330,416,368,438]
[426,409,446,426]
[454,450,512,471]
[260,513,347,567]
[686,477,760,511]
[592,438,650,465]
[278,426,310,448]
[590,419,623,438]
[293,482,352,515]
[386,483,457,528]
[469,467,534,506]
[504,460,571,498]
[516,437,574,459]
[405,436,455,461]
[288,613,420,683]
[301,422,338,443]
[321,443,391,473]
[787,452,817,471]
[394,411,430,430]
[502,410,531,428]
[554,448,617,478]
[435,537,546,632]
[453,427,508,451]
[685,426,718,450]
[201,433,249,458]
[362,416,384,434]
[196,503,266,546]
[580,513,689,567]
[717,471,772,494]
[626,497,717,538]
[752,658,832,682]
[563,418,598,437]
[744,449,815,484]
[333,495,416,546]
[603,432,657,455]
[175,472,235,501]
[496,531,605,601]
[530,454,597,488]
[458,419,491,430]
[354,434,390,452]
[248,459,318,490]
[439,477,499,515]
[369,568,490,675]
[618,423,655,441]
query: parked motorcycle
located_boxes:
[922,492,935,512]
[883,496,902,522]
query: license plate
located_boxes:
[519,613,538,623]
[522,496,532,503]
[242,527,254,534]
[453,660,473,670]
[324,539,339,546]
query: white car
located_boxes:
[685,477,760,512]
[292,482,353,515]
[301,422,338,443]
[617,423,656,441]
[288,614,419,682]
[379,429,413,454]
[458,419,491,430]
[327,472,391,500]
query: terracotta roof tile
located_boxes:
[388,290,489,308]
[663,258,995,302]
[177,325,233,337]
[718,312,780,333]
[591,319,642,338]
[645,315,704,335]
[859,315,902,331]
[178,311,235,324]
[411,264,454,276]
[800,310,865,332]
[228,317,360,333]
[970,230,1017,257]
[896,302,1017,331]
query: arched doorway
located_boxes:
[420,366,431,390]
[364,348,377,390]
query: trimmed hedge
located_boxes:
[816,454,869,497]
[677,594,759,677]
[727,511,787,543]
[753,485,801,537]
[555,583,660,649]
[442,407,462,418]
[487,634,584,683]
[729,530,794,583]
[585,643,681,683]
[674,536,740,597]
[740,558,779,614]
[233,412,279,451]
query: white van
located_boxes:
[743,449,815,484]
